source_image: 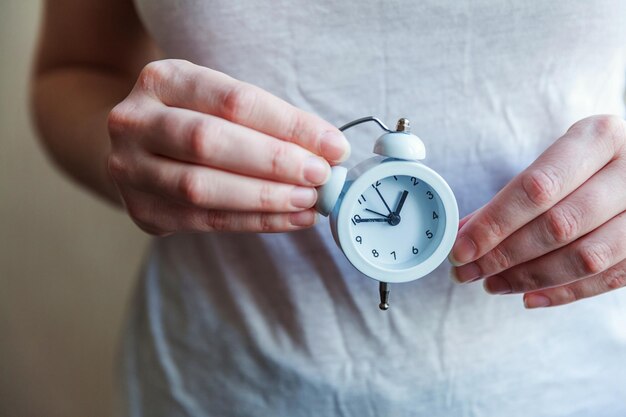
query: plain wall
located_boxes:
[0,2,149,416]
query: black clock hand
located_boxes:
[393,190,409,216]
[374,187,393,214]
[364,208,389,218]
[355,217,389,223]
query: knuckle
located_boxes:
[593,115,626,155]
[107,104,134,140]
[544,204,582,244]
[125,196,172,236]
[561,285,582,304]
[285,110,305,144]
[257,183,276,211]
[187,118,222,160]
[268,141,290,178]
[479,210,506,242]
[600,265,626,290]
[570,115,626,154]
[509,266,549,293]
[125,201,149,224]
[165,58,192,71]
[138,59,194,94]
[521,167,562,208]
[220,83,256,122]
[157,109,178,130]
[483,245,513,273]
[516,271,541,292]
[177,172,205,205]
[589,115,624,138]
[138,61,167,93]
[258,213,276,232]
[106,154,127,181]
[575,242,613,276]
[204,211,231,232]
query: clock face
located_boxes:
[347,174,446,270]
[333,159,458,283]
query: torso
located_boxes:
[122,1,626,416]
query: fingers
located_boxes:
[109,153,319,212]
[523,260,626,308]
[120,189,318,235]
[481,211,626,294]
[457,210,476,230]
[142,106,331,186]
[450,115,626,265]
[454,158,626,281]
[135,60,350,163]
[108,59,348,235]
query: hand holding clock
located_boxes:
[451,115,626,308]
[107,59,350,235]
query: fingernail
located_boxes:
[451,262,482,283]
[289,210,317,227]
[450,234,477,266]
[290,187,317,209]
[524,294,551,309]
[320,131,350,162]
[483,275,512,294]
[303,156,330,185]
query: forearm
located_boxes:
[32,0,158,205]
[31,66,135,205]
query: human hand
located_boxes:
[450,115,626,308]
[107,59,349,235]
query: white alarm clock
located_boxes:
[315,117,459,310]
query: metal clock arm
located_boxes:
[338,116,393,133]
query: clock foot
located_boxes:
[379,281,390,310]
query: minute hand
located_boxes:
[394,190,409,215]
[374,187,393,214]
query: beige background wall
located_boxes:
[0,2,149,416]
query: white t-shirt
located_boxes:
[121,1,626,416]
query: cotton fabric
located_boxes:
[121,1,626,416]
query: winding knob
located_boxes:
[396,118,411,133]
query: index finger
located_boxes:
[450,116,625,265]
[136,59,350,163]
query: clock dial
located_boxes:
[348,175,445,269]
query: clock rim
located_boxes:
[335,160,459,284]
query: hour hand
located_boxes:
[393,190,409,216]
